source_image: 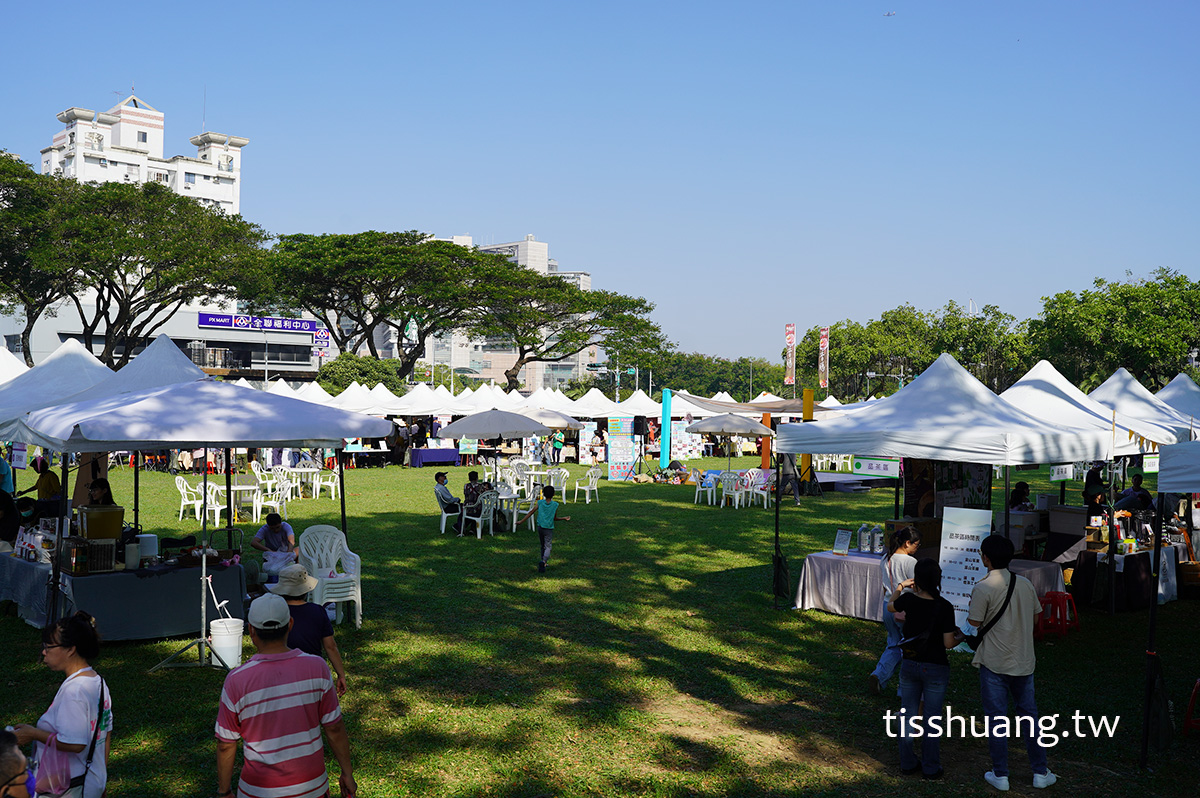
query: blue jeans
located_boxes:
[871,601,903,693]
[898,660,951,774]
[979,665,1049,777]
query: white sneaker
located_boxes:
[1033,771,1058,789]
[984,771,1010,791]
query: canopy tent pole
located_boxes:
[338,447,348,537]
[1107,462,1117,615]
[46,453,72,626]
[894,477,901,520]
[1003,466,1010,542]
[150,447,228,671]
[133,451,140,535]
[224,447,234,547]
[1139,492,1166,768]
[772,452,782,610]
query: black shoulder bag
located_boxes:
[962,574,1018,651]
[67,677,106,794]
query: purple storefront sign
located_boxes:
[198,313,325,333]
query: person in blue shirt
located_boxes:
[521,485,571,573]
[0,447,13,496]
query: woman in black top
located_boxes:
[887,558,964,780]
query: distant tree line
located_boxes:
[0,154,668,385]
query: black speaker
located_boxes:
[633,416,647,435]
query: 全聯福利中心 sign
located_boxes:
[198,313,326,333]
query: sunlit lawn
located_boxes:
[1,459,1196,797]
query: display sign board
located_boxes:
[938,507,993,628]
[670,420,704,460]
[608,416,636,481]
[458,438,479,455]
[9,442,27,470]
[818,326,830,389]
[785,323,796,386]
[852,456,900,479]
[1143,454,1160,474]
[1050,464,1073,482]
[832,528,852,556]
[198,312,326,333]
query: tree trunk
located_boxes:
[20,323,35,367]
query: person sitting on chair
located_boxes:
[86,478,116,506]
[1114,474,1153,512]
[252,513,295,554]
[434,472,464,535]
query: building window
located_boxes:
[137,131,148,143]
[185,172,196,184]
[218,154,234,172]
[85,132,103,151]
[153,171,169,184]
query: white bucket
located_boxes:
[209,618,245,668]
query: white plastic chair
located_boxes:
[462,490,500,538]
[718,471,744,509]
[692,469,715,506]
[272,466,299,500]
[314,470,340,500]
[435,488,461,534]
[545,467,570,502]
[574,467,602,504]
[743,468,772,508]
[204,482,227,525]
[255,483,289,522]
[250,460,277,493]
[176,476,203,521]
[511,462,530,497]
[298,525,362,628]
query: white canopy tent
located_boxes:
[368,383,405,415]
[515,407,585,430]
[10,380,393,451]
[327,382,384,415]
[817,395,842,408]
[571,388,621,419]
[266,379,298,398]
[1089,368,1195,441]
[750,391,786,403]
[0,339,113,424]
[294,381,334,405]
[776,354,1112,465]
[1000,360,1184,453]
[0,348,30,385]
[1157,374,1200,423]
[435,409,551,441]
[614,389,661,417]
[1158,441,1200,493]
[662,391,720,419]
[232,377,255,389]
[711,391,736,403]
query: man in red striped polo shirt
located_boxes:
[215,594,356,798]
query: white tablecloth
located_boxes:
[796,551,1066,621]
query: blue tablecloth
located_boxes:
[411,448,460,468]
[0,555,245,640]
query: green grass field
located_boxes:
[2,459,1196,797]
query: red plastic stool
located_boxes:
[1184,679,1200,736]
[1036,591,1079,639]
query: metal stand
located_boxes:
[150,447,231,672]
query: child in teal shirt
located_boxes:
[521,485,571,573]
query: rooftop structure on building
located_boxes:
[40,95,248,215]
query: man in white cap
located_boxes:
[215,594,356,798]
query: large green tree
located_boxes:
[1029,269,1200,390]
[0,155,81,364]
[257,233,515,381]
[469,267,669,390]
[60,181,269,366]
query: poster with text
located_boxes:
[938,507,993,628]
[608,416,636,481]
[10,443,27,470]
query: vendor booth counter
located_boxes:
[410,448,461,468]
[795,550,1065,621]
[0,555,245,641]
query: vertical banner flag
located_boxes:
[660,389,673,470]
[784,324,796,386]
[818,326,830,389]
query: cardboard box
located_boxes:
[1049,505,1088,536]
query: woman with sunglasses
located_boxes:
[12,612,112,798]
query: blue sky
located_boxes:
[3,2,1196,361]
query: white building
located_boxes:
[4,96,322,376]
[377,235,597,390]
[41,96,247,215]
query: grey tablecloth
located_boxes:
[795,551,1066,622]
[0,555,245,640]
